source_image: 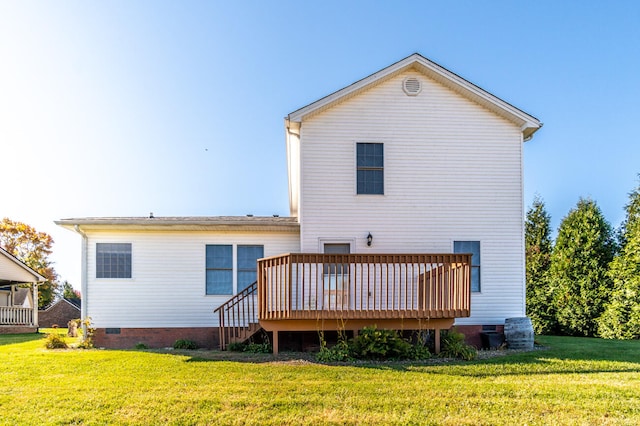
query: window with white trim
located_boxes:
[237,245,264,291]
[205,245,233,295]
[356,142,384,194]
[96,243,132,279]
[454,241,481,292]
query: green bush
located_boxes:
[440,329,477,361]
[227,342,246,352]
[351,326,413,360]
[134,342,149,350]
[173,339,198,350]
[317,339,352,362]
[44,333,68,349]
[244,342,271,353]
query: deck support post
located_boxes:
[434,328,440,354]
[272,330,279,355]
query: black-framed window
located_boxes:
[454,241,481,292]
[96,243,132,279]
[356,142,384,194]
[206,245,233,295]
[237,245,264,292]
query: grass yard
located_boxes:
[0,332,639,425]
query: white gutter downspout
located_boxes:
[74,225,88,336]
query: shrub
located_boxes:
[244,342,271,353]
[440,329,477,361]
[44,333,68,349]
[317,339,352,362]
[351,326,413,360]
[77,317,95,349]
[173,339,198,350]
[227,342,246,352]
[134,342,149,350]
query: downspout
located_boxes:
[74,225,89,335]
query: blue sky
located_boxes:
[1,1,639,288]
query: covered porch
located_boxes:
[0,247,45,330]
[217,253,472,353]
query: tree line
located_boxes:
[526,177,640,339]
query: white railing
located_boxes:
[0,306,34,325]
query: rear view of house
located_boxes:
[57,53,541,351]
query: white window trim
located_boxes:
[354,141,385,196]
[204,243,264,296]
[317,238,355,253]
[452,239,482,294]
[95,242,133,280]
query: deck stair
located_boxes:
[214,281,262,350]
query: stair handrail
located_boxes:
[213,281,258,350]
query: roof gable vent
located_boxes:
[402,77,422,96]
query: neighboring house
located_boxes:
[57,53,542,351]
[0,247,46,333]
[39,298,81,328]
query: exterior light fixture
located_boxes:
[367,233,373,246]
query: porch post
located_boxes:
[272,330,279,355]
[434,327,440,354]
[32,283,38,328]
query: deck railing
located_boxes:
[257,253,471,321]
[213,281,258,350]
[0,306,34,326]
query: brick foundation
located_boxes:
[93,327,220,349]
[0,326,38,334]
[454,324,505,348]
[91,325,499,351]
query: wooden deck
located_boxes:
[216,253,472,353]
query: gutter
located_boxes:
[74,225,89,336]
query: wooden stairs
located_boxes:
[214,281,263,350]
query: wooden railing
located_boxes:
[213,281,259,350]
[257,253,471,321]
[0,306,34,325]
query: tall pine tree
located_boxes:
[550,198,615,336]
[525,196,556,334]
[598,178,640,339]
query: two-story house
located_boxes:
[57,53,541,352]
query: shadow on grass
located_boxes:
[172,335,640,377]
[0,332,43,346]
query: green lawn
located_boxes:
[1,333,639,425]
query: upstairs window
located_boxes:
[237,245,264,291]
[206,245,233,295]
[356,142,384,194]
[96,243,132,279]
[454,241,481,292]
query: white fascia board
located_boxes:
[0,247,46,283]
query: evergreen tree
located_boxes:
[598,178,640,339]
[550,198,615,336]
[525,196,556,334]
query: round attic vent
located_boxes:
[403,77,422,96]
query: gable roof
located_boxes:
[286,53,542,141]
[41,297,81,312]
[0,247,46,284]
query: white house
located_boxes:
[57,53,542,351]
[0,247,45,332]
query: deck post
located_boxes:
[272,330,279,355]
[434,328,440,354]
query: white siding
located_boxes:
[85,231,299,328]
[298,70,525,324]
